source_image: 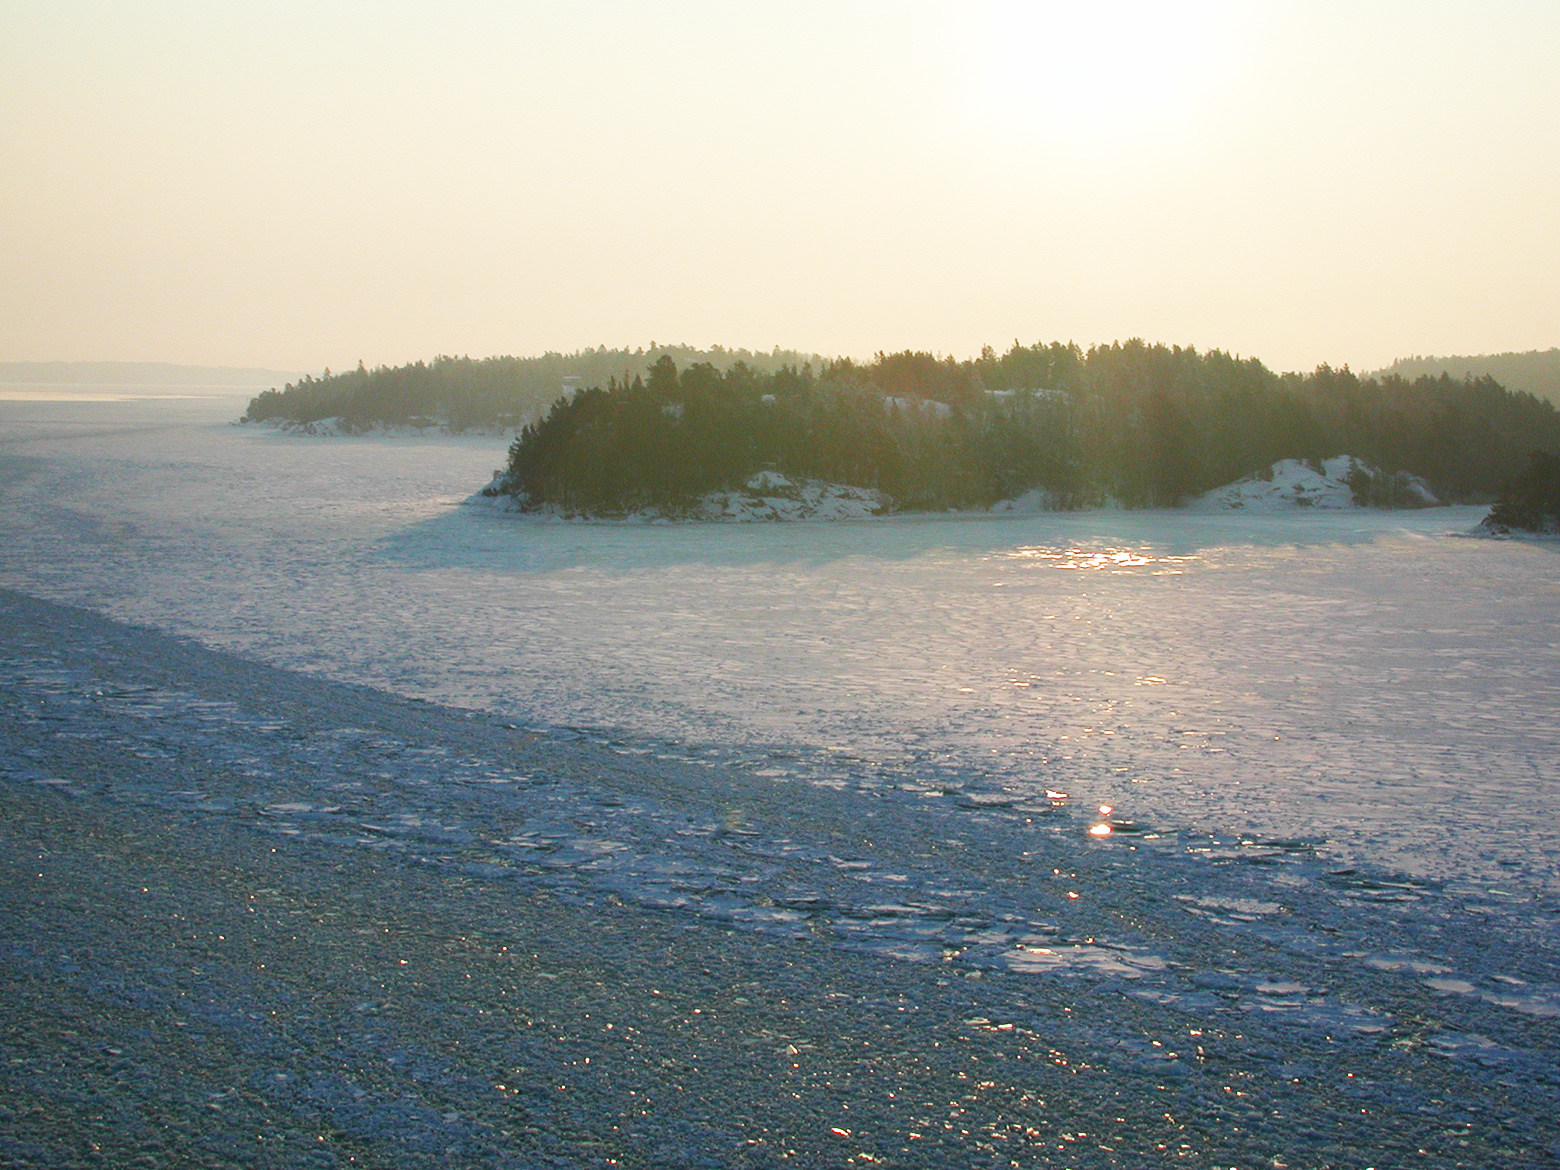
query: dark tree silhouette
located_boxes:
[1485,451,1560,533]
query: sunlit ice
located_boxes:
[960,0,1249,151]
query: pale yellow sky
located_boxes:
[3,1,1557,373]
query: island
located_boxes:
[466,341,1559,518]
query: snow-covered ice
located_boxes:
[1,398,1555,894]
[5,392,1560,1164]
[2,395,1559,1103]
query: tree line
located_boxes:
[1377,348,1560,411]
[500,341,1560,514]
[241,345,824,433]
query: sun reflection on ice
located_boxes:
[996,546,1199,573]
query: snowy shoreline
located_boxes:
[466,457,1448,525]
[241,414,520,439]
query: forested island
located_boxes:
[243,339,1560,518]
[241,345,822,432]
[492,341,1560,515]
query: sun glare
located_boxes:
[965,0,1243,148]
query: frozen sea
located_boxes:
[7,388,1560,1166]
[2,391,1555,898]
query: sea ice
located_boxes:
[2,396,1558,1076]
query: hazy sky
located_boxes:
[3,1,1557,373]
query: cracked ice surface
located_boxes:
[2,397,1556,892]
[2,396,1559,1052]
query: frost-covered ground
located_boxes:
[2,394,1559,1164]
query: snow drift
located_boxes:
[1186,456,1437,513]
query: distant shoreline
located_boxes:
[0,385,263,403]
[0,360,302,387]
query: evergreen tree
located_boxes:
[1485,450,1560,533]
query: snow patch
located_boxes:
[883,396,952,418]
[1187,456,1437,513]
[463,471,527,513]
[464,470,889,523]
[989,487,1067,514]
[248,415,515,438]
[693,474,888,522]
[1475,513,1560,538]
